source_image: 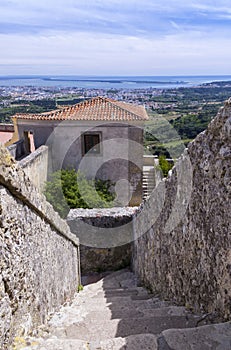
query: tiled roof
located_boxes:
[13,97,148,122]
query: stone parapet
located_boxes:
[0,145,80,349]
[67,207,138,274]
[19,145,48,193]
[0,145,79,247]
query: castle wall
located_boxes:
[19,145,48,193]
[0,145,80,349]
[67,207,137,274]
[132,99,231,320]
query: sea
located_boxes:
[0,75,231,89]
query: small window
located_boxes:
[83,133,101,155]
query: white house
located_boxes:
[11,97,149,205]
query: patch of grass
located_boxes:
[78,284,84,292]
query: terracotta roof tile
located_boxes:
[14,97,148,122]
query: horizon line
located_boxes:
[1,74,231,78]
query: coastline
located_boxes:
[0,75,231,89]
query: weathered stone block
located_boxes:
[67,207,137,274]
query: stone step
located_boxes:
[93,333,158,350]
[23,334,158,350]
[159,322,231,350]
[143,183,155,187]
[92,292,154,301]
[102,286,149,294]
[80,270,138,291]
[143,176,155,180]
[94,288,149,298]
[67,307,199,324]
[54,315,199,341]
[144,192,154,196]
[108,306,195,319]
[20,269,230,350]
[100,270,137,287]
[143,193,153,197]
[20,322,231,350]
[83,294,169,305]
[143,174,155,178]
[143,170,155,174]
[57,300,177,321]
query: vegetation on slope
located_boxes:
[0,99,56,123]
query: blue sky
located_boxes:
[0,0,231,75]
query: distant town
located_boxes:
[1,80,231,158]
[0,85,164,109]
[1,80,231,111]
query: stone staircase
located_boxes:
[18,269,231,350]
[143,166,156,200]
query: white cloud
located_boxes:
[0,30,230,75]
[191,2,231,13]
[0,1,231,74]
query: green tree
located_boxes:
[158,155,173,177]
[44,169,115,218]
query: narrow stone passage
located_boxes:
[19,269,231,350]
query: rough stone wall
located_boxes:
[67,207,137,274]
[0,145,80,349]
[19,145,48,193]
[7,139,25,160]
[133,99,231,320]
